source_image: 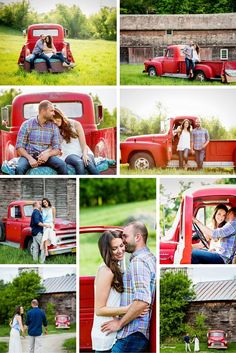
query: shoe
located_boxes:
[62,62,70,67]
[69,62,76,67]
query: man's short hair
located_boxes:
[33,201,38,208]
[40,33,45,38]
[31,299,39,306]
[38,100,53,113]
[227,207,236,218]
[126,221,148,243]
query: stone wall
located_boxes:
[39,292,76,323]
[186,301,236,342]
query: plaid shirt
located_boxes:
[117,247,156,340]
[192,127,209,150]
[212,220,236,263]
[16,117,61,156]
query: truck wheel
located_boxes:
[129,153,155,170]
[27,238,33,255]
[0,222,5,241]
[148,67,157,77]
[194,70,206,82]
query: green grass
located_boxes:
[120,164,234,175]
[0,342,7,353]
[63,337,76,353]
[80,200,156,275]
[0,25,116,85]
[120,64,236,85]
[160,342,236,353]
[0,324,76,337]
[0,246,76,264]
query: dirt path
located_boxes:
[1,332,76,353]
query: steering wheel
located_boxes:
[192,222,209,249]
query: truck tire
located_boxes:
[194,70,207,82]
[0,222,5,241]
[129,152,155,170]
[148,67,157,77]
[27,237,33,256]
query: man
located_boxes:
[30,201,51,263]
[101,221,156,353]
[184,333,191,352]
[192,207,236,264]
[15,100,68,175]
[183,41,194,77]
[25,299,48,353]
[191,118,209,169]
[29,34,52,72]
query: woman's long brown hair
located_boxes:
[45,35,53,48]
[53,108,78,143]
[98,230,124,293]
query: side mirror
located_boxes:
[1,106,11,129]
[95,104,103,125]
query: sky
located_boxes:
[187,267,236,283]
[1,86,116,113]
[2,0,117,15]
[121,87,235,129]
[0,266,76,282]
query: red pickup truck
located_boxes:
[18,23,75,73]
[0,91,116,175]
[0,200,76,256]
[120,116,236,170]
[207,330,228,350]
[160,185,236,264]
[143,45,236,83]
[79,226,156,352]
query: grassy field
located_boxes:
[80,199,156,275]
[63,337,76,353]
[0,342,7,353]
[0,25,116,85]
[0,324,76,337]
[120,64,236,85]
[160,342,236,353]
[0,246,76,264]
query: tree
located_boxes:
[90,94,116,129]
[160,270,195,342]
[90,7,116,41]
[45,302,56,325]
[0,0,31,30]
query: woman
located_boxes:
[53,108,99,175]
[173,119,192,169]
[91,230,130,353]
[8,306,25,353]
[193,335,200,352]
[43,35,74,67]
[41,197,57,256]
[190,44,200,77]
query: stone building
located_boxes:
[186,279,236,342]
[120,13,236,63]
[0,178,76,221]
[39,274,76,323]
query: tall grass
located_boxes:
[63,337,76,353]
[0,342,7,353]
[0,25,116,85]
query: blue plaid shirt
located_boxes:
[192,127,209,150]
[212,220,236,263]
[16,117,61,156]
[117,247,156,340]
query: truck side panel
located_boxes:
[206,141,236,162]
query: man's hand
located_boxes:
[28,156,38,168]
[45,224,51,228]
[44,328,48,335]
[101,318,121,335]
[38,151,50,165]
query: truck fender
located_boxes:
[149,61,163,76]
[125,142,167,168]
[195,64,213,79]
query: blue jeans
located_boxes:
[15,156,68,175]
[51,52,70,65]
[191,249,225,264]
[111,332,149,353]
[178,149,190,168]
[194,149,205,169]
[65,154,99,175]
[95,351,111,353]
[185,57,193,76]
[30,53,52,70]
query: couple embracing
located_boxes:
[92,221,156,353]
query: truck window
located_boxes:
[24,102,83,120]
[32,29,59,37]
[24,205,33,217]
[10,206,21,218]
[166,49,174,58]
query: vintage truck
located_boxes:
[55,315,71,329]
[18,23,75,73]
[143,45,236,83]
[120,116,236,170]
[0,200,76,256]
[207,330,228,350]
[160,185,236,264]
[79,226,156,352]
[0,91,116,175]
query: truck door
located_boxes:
[163,48,179,73]
[90,128,116,161]
[6,205,22,242]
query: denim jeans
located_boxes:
[178,149,190,168]
[194,149,205,169]
[15,156,68,175]
[95,351,111,353]
[65,154,99,175]
[111,332,149,353]
[30,52,52,70]
[51,52,70,65]
[185,58,193,76]
[191,249,225,264]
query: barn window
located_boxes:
[220,49,228,60]
[166,29,173,35]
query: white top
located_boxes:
[177,130,191,151]
[192,49,200,63]
[60,120,93,160]
[194,337,200,351]
[91,265,121,351]
[42,207,54,224]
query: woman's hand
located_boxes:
[82,153,89,166]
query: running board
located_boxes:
[167,160,234,168]
[0,241,20,248]
[161,73,221,81]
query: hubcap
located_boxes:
[134,158,149,169]
[149,70,155,77]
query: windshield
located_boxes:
[32,29,59,37]
[23,102,83,120]
[24,205,33,217]
[210,332,225,337]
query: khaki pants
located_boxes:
[32,233,46,263]
[29,335,42,353]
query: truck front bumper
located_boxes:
[48,243,76,255]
